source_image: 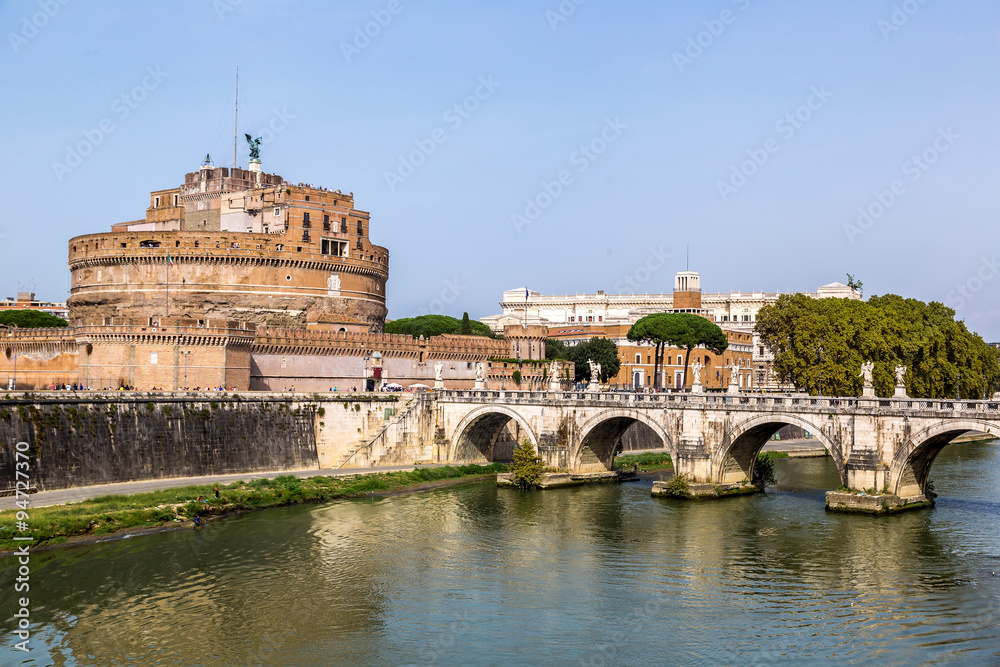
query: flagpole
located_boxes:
[166,253,170,317]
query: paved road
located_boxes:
[1,464,444,510]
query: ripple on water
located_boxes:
[4,444,1000,665]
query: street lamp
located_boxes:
[816,344,824,397]
[180,350,191,390]
[957,372,962,401]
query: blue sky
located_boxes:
[2,1,1000,336]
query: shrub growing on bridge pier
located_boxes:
[511,440,544,489]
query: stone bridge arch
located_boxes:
[449,405,538,464]
[889,420,1000,497]
[573,410,674,473]
[715,413,842,485]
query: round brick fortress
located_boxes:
[67,230,389,331]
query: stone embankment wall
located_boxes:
[0,392,411,492]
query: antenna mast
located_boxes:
[233,68,239,169]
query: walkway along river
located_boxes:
[2,440,999,665]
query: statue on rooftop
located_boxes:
[245,133,262,161]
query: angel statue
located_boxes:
[245,133,262,161]
[434,361,443,382]
[475,362,485,382]
[691,359,703,385]
[894,365,906,386]
[588,359,601,385]
[859,360,874,386]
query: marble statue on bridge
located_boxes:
[691,360,704,392]
[894,364,908,399]
[860,360,876,398]
[475,362,486,390]
[587,359,601,392]
[434,361,444,389]
[549,360,562,391]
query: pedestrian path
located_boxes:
[1,464,440,510]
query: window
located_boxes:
[647,355,651,364]
[321,239,349,257]
[677,355,682,365]
[323,214,330,230]
[150,352,158,364]
[302,231,311,242]
[356,238,363,250]
[569,317,575,322]
[303,212,311,227]
[635,353,641,364]
[274,207,281,216]
[305,195,310,201]
[175,241,180,247]
[153,196,160,208]
[341,217,347,233]
[356,220,363,235]
[173,194,179,206]
[587,316,593,322]
[598,316,603,322]
[197,319,205,327]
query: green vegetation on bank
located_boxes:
[0,464,507,552]
[0,310,68,328]
[385,314,495,339]
[756,293,1000,397]
[614,452,673,471]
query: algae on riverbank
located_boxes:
[0,464,507,552]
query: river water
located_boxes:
[3,440,1000,666]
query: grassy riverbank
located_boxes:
[615,452,673,472]
[0,464,507,553]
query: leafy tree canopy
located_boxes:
[385,314,494,339]
[0,310,68,328]
[545,338,568,360]
[566,337,621,383]
[755,293,1000,398]
[628,313,728,388]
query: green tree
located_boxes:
[566,337,621,383]
[0,310,68,328]
[512,370,522,386]
[511,439,544,489]
[460,312,471,335]
[545,338,568,360]
[629,313,728,390]
[385,314,494,338]
[755,293,1000,398]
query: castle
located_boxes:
[2,160,559,391]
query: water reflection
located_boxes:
[2,441,999,666]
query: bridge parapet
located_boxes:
[433,389,1000,418]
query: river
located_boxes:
[3,440,1000,666]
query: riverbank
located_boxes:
[0,464,507,554]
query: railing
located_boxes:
[431,389,1000,414]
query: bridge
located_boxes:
[430,389,1000,504]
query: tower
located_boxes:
[673,271,702,311]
